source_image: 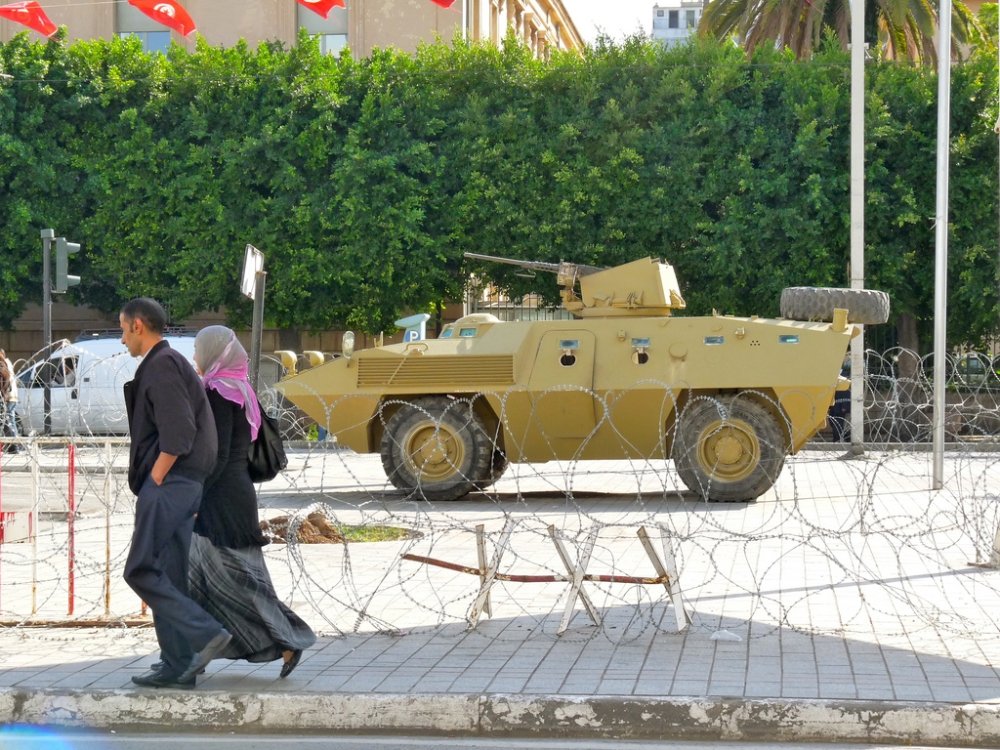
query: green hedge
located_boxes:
[0,30,997,343]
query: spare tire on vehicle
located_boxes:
[780,287,890,325]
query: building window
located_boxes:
[668,10,679,28]
[686,10,697,28]
[117,30,170,53]
[318,34,347,55]
[116,2,171,53]
[657,9,665,16]
[298,4,348,55]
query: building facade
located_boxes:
[0,0,583,58]
[651,0,703,48]
[0,0,582,360]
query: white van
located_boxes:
[16,335,197,436]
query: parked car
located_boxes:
[954,352,992,388]
[16,335,196,436]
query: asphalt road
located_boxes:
[0,731,989,750]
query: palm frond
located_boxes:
[699,0,980,64]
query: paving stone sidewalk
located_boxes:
[0,447,999,744]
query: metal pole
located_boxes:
[250,270,266,391]
[30,440,39,615]
[848,0,866,454]
[67,442,75,616]
[41,229,54,437]
[0,434,3,612]
[104,440,112,616]
[932,0,953,488]
[40,229,53,348]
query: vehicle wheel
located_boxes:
[673,396,788,502]
[380,396,492,501]
[474,447,509,490]
[780,287,890,325]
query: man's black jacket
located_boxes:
[123,339,218,495]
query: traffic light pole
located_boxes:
[40,228,54,436]
[41,228,54,348]
[40,227,81,435]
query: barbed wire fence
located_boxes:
[1,348,999,650]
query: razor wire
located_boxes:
[0,347,999,652]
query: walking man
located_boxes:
[120,298,232,689]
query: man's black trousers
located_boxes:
[124,473,223,677]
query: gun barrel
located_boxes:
[464,252,561,274]
[464,252,605,277]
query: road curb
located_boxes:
[2,689,1000,744]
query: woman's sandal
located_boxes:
[280,649,302,678]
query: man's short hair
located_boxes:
[121,298,167,334]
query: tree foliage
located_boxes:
[0,30,997,347]
[699,0,982,65]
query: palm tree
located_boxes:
[698,0,983,64]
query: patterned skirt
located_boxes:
[188,533,316,664]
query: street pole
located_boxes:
[932,0,953,488]
[250,270,266,392]
[40,228,53,348]
[848,0,866,454]
[40,228,54,436]
[241,244,266,392]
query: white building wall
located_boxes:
[651,1,703,47]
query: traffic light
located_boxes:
[54,237,81,293]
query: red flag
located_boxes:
[0,1,57,37]
[127,0,196,37]
[429,0,458,6]
[295,0,345,19]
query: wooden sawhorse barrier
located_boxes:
[402,520,690,634]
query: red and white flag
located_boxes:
[429,0,458,6]
[295,0,345,19]
[127,0,196,37]
[0,1,57,37]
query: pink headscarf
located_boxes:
[195,326,262,441]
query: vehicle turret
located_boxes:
[464,253,686,317]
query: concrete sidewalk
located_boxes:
[1,448,999,745]
[2,625,1000,745]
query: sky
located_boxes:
[561,0,654,44]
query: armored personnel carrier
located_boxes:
[277,254,888,502]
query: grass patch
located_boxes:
[340,524,414,543]
[260,512,418,544]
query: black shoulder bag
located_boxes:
[248,401,288,482]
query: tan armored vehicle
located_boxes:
[277,254,889,502]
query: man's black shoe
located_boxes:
[131,669,196,690]
[151,660,204,675]
[178,629,232,682]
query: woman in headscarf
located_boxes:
[188,325,315,678]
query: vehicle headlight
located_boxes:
[342,331,355,359]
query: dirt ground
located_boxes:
[260,512,345,544]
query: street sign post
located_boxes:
[241,244,266,390]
